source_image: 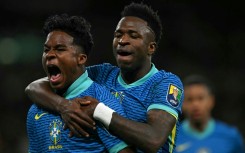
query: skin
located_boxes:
[183,84,214,131]
[43,31,86,93]
[25,17,176,153]
[113,16,156,83]
[31,30,134,153]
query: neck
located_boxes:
[121,63,152,84]
[56,68,85,96]
[190,117,210,132]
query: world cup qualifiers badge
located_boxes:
[167,84,182,107]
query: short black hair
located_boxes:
[183,75,215,95]
[121,2,162,47]
[43,14,93,55]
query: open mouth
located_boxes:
[47,65,62,83]
[117,50,132,56]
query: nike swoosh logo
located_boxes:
[176,142,191,152]
[35,113,48,120]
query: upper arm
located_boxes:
[25,77,50,93]
[147,109,176,143]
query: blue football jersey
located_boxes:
[87,63,184,153]
[175,119,245,153]
[27,71,128,153]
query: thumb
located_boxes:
[80,100,91,106]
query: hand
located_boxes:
[58,98,96,138]
[79,96,100,118]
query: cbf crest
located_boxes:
[111,91,125,104]
[167,84,182,107]
[49,119,62,145]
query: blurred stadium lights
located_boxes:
[0,34,42,65]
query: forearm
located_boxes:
[25,77,66,113]
[109,111,176,153]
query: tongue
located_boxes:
[50,73,61,83]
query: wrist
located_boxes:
[56,98,69,114]
[93,103,115,129]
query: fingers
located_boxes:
[62,113,96,138]
[79,101,91,106]
[67,121,90,138]
[64,117,91,137]
[73,97,91,106]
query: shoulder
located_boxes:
[158,70,182,82]
[215,120,243,138]
[89,63,118,70]
[153,70,183,91]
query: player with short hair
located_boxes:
[26,2,184,153]
[26,14,134,153]
[175,75,244,153]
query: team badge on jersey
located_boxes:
[167,84,182,107]
[111,91,125,104]
[49,119,62,145]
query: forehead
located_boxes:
[116,16,150,32]
[185,84,210,95]
[45,30,74,45]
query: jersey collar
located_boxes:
[118,63,158,88]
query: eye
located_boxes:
[114,32,122,38]
[56,47,66,52]
[130,32,139,39]
[43,47,49,53]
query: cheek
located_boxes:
[112,39,118,47]
[42,56,46,71]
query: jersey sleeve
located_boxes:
[87,63,116,84]
[147,73,184,120]
[95,85,128,153]
[26,105,38,153]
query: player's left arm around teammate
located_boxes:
[80,96,176,153]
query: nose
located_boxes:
[118,35,129,45]
[45,50,56,61]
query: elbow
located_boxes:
[25,81,38,95]
[142,136,165,153]
[148,141,163,153]
[25,77,49,95]
[25,83,32,95]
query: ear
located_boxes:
[77,53,87,65]
[209,95,215,110]
[148,42,156,55]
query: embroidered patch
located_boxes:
[49,119,62,145]
[111,91,125,104]
[167,84,182,107]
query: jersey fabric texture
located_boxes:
[27,71,128,153]
[175,119,245,153]
[87,63,184,153]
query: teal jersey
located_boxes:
[176,119,245,153]
[27,71,128,153]
[87,63,184,153]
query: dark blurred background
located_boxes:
[0,0,244,152]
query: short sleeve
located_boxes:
[147,73,184,120]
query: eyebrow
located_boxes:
[44,44,67,48]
